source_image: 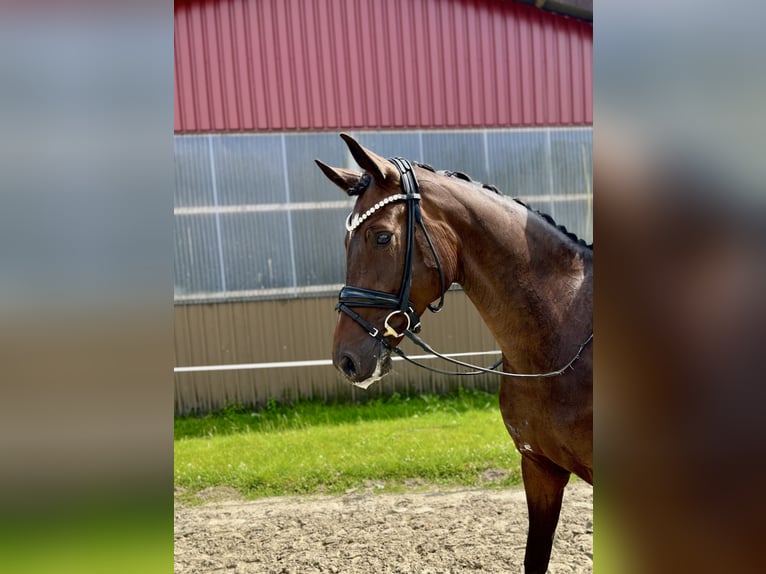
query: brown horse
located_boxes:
[316,134,592,574]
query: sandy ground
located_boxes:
[174,481,592,573]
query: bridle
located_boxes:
[336,157,593,378]
[337,157,444,340]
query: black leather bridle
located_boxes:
[336,157,593,378]
[336,157,445,343]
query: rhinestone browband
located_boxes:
[345,193,421,232]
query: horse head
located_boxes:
[315,134,447,388]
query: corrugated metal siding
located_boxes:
[174,0,592,132]
[174,291,501,414]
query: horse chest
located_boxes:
[499,380,591,469]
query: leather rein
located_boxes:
[336,157,592,378]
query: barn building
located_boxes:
[174,0,593,414]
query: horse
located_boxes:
[315,133,592,574]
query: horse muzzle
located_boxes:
[333,341,392,388]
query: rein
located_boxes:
[336,157,592,379]
[394,331,593,378]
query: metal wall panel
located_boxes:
[174,0,592,132]
[174,291,502,414]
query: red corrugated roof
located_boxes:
[174,0,592,132]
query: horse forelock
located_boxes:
[348,172,372,196]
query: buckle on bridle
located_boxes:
[383,310,411,338]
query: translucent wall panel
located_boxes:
[174,128,592,303]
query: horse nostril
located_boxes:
[340,354,357,379]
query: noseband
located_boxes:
[336,157,593,378]
[336,157,446,342]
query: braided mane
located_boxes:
[349,162,592,250]
[414,162,592,250]
[347,172,372,196]
[511,198,592,250]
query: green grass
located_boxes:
[174,389,501,438]
[175,389,521,500]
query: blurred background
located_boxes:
[595,2,766,572]
[0,2,174,573]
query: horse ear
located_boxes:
[314,160,361,194]
[339,133,392,183]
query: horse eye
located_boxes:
[375,232,392,246]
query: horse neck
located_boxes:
[429,185,592,371]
